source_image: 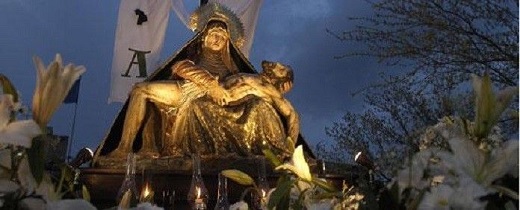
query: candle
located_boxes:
[195,187,203,203]
[143,186,150,197]
[194,186,206,209]
[259,189,268,209]
[140,183,154,203]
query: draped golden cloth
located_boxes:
[163,96,289,157]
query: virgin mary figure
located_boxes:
[93,3,309,166]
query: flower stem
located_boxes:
[240,187,256,201]
[491,185,519,200]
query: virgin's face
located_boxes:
[203,27,229,52]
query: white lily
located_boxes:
[393,148,441,194]
[417,184,453,210]
[230,200,249,210]
[32,54,85,127]
[34,173,62,202]
[418,178,488,210]
[46,199,97,210]
[15,156,62,202]
[449,177,488,209]
[0,94,41,148]
[0,179,20,193]
[16,156,38,193]
[275,145,312,182]
[18,198,46,210]
[443,137,518,187]
[305,199,335,210]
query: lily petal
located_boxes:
[448,138,485,181]
[31,54,85,127]
[0,120,41,148]
[0,94,14,127]
[275,145,312,181]
[46,199,97,210]
[485,140,519,182]
[0,94,40,147]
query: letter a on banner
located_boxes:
[109,0,172,103]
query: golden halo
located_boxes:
[189,2,245,48]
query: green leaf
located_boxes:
[82,185,91,201]
[58,165,77,195]
[221,169,255,186]
[26,135,46,184]
[312,191,339,200]
[0,74,18,102]
[312,177,337,192]
[276,174,290,186]
[277,195,290,210]
[267,178,295,210]
[473,73,495,138]
[262,149,282,167]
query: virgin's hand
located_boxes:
[208,85,229,106]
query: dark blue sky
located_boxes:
[0,0,381,156]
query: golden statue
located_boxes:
[93,3,307,168]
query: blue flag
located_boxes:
[64,78,81,104]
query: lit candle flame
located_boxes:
[143,185,150,197]
[196,186,201,199]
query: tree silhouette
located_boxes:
[322,0,518,176]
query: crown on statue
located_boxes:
[190,2,245,48]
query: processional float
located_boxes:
[76,2,346,209]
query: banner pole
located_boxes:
[66,101,79,163]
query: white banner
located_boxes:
[109,0,172,103]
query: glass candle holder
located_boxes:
[161,190,175,210]
[116,153,139,209]
[140,168,155,203]
[252,157,269,210]
[214,172,229,210]
[187,155,208,210]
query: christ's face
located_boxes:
[203,27,229,52]
[262,61,294,94]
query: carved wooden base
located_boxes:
[93,155,281,175]
[80,166,355,209]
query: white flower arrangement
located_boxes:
[0,54,91,210]
[222,145,365,210]
[0,94,40,148]
[229,200,249,210]
[389,73,519,209]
